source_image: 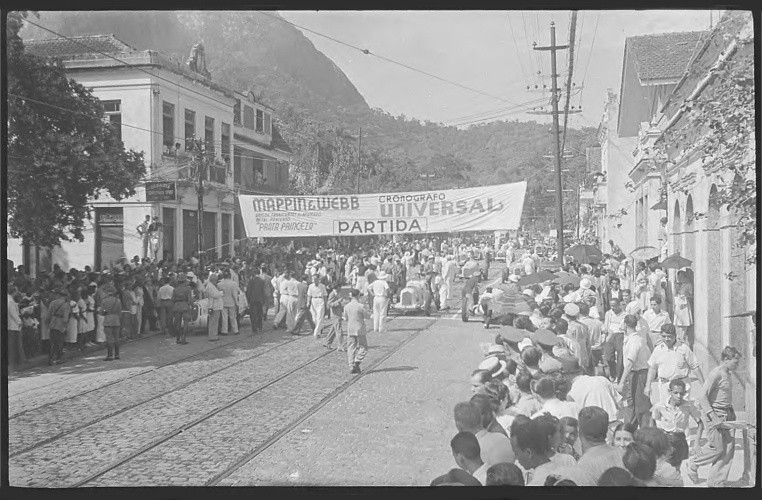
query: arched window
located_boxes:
[672,200,681,255]
[684,195,695,263]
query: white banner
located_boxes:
[238,181,527,238]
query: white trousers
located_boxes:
[373,296,389,332]
[310,299,326,337]
[440,277,454,304]
[274,295,289,326]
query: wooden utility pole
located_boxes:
[193,140,205,271]
[529,21,580,264]
[532,22,567,263]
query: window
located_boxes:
[234,147,242,185]
[264,112,271,135]
[162,102,175,154]
[234,99,242,125]
[221,123,231,165]
[184,109,196,150]
[205,116,215,153]
[103,100,122,142]
[243,105,254,130]
[256,109,264,132]
[254,158,264,185]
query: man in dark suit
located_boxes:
[246,270,267,334]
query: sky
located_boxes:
[281,10,719,130]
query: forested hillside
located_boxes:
[21,10,598,231]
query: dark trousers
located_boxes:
[141,305,158,332]
[623,369,651,429]
[171,309,189,341]
[604,332,625,382]
[461,289,479,322]
[250,301,263,331]
[666,431,689,469]
[49,329,65,363]
[8,330,26,366]
[291,307,315,334]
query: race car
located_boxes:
[187,297,209,330]
[393,279,428,314]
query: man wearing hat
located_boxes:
[533,329,564,373]
[500,327,525,364]
[564,303,592,375]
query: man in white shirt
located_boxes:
[217,271,240,336]
[440,255,458,310]
[603,298,626,382]
[621,301,654,352]
[642,295,672,348]
[367,271,390,332]
[273,270,293,331]
[618,314,652,428]
[451,431,489,485]
[307,274,327,338]
[644,324,704,404]
[157,277,175,335]
[8,289,25,368]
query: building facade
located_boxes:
[7,35,290,272]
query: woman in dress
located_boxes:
[66,288,81,348]
[672,270,694,347]
[634,262,649,309]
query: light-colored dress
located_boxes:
[77,298,88,334]
[40,301,50,341]
[66,300,79,343]
[673,282,693,326]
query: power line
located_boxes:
[506,13,529,86]
[578,12,601,106]
[521,12,539,87]
[259,11,527,108]
[560,11,579,157]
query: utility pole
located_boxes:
[529,21,581,264]
[193,140,205,271]
[356,126,362,194]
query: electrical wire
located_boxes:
[506,12,529,86]
[259,10,527,108]
[578,12,600,106]
[521,12,540,88]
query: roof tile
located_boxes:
[626,31,709,81]
[24,34,136,58]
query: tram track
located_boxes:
[66,317,436,488]
[8,326,267,414]
[9,331,307,458]
[205,318,437,486]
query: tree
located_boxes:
[6,12,146,249]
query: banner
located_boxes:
[238,181,527,238]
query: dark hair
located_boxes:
[660,323,677,336]
[484,380,511,412]
[545,475,577,487]
[548,371,570,400]
[453,402,483,430]
[533,376,557,400]
[520,346,541,368]
[613,421,638,436]
[430,468,482,487]
[486,463,525,486]
[471,369,493,384]
[514,419,550,454]
[505,358,518,376]
[721,346,742,360]
[623,442,657,481]
[598,467,638,486]
[650,295,662,305]
[560,416,578,429]
[577,302,590,316]
[668,378,687,391]
[514,315,535,332]
[555,318,569,335]
[516,369,534,393]
[610,277,620,285]
[623,314,639,329]
[634,427,671,458]
[470,394,495,429]
[450,432,481,461]
[533,413,560,453]
[351,288,360,298]
[578,406,610,442]
[550,308,564,320]
[539,304,551,317]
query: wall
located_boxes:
[617,54,651,138]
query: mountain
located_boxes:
[20,11,597,231]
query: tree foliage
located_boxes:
[7,12,146,248]
[649,11,755,265]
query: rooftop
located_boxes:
[25,34,137,58]
[626,31,708,81]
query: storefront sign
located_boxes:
[97,211,124,225]
[145,181,177,202]
[238,181,527,238]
